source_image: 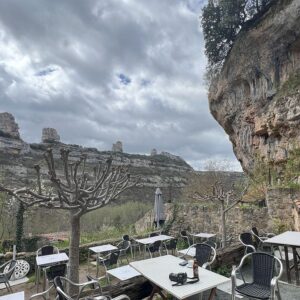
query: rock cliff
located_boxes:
[209,0,300,173]
[0,112,192,203]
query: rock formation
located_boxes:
[0,112,192,203]
[150,148,157,156]
[208,0,300,173]
[0,112,21,139]
[42,128,60,143]
[112,141,123,152]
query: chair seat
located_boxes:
[236,283,271,299]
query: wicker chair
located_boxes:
[204,240,217,249]
[180,230,192,247]
[146,240,162,258]
[116,239,131,264]
[232,252,283,300]
[239,232,256,255]
[42,263,67,293]
[162,238,178,255]
[0,260,17,293]
[96,250,120,279]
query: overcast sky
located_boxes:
[0,0,241,171]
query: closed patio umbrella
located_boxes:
[154,187,165,229]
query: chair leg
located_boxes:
[276,282,282,300]
[6,280,12,293]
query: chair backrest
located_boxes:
[167,238,178,250]
[123,234,130,241]
[150,240,161,252]
[54,276,70,300]
[180,230,188,237]
[38,245,59,256]
[149,232,159,237]
[105,250,120,267]
[251,227,261,246]
[118,240,131,251]
[251,252,276,287]
[5,260,17,280]
[46,263,67,281]
[194,243,213,267]
[240,232,256,253]
[204,240,217,249]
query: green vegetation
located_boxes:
[202,0,274,68]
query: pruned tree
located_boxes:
[192,181,249,248]
[0,148,138,293]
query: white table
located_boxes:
[88,244,118,276]
[135,235,173,258]
[178,247,196,257]
[135,234,173,245]
[130,255,229,300]
[265,231,300,285]
[0,292,24,300]
[107,265,141,281]
[36,253,69,267]
[36,253,69,292]
[190,233,216,244]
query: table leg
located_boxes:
[292,247,299,285]
[96,253,99,277]
[148,284,167,300]
[208,287,217,300]
[284,246,291,283]
[87,249,90,273]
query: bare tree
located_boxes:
[0,148,138,293]
[192,181,249,248]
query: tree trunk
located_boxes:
[221,201,226,248]
[15,202,25,252]
[68,213,81,295]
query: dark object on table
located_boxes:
[169,272,187,285]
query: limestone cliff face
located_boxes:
[209,0,300,173]
[0,112,192,203]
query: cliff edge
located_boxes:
[208,0,300,173]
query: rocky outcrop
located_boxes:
[112,141,123,152]
[42,128,60,143]
[208,0,300,173]
[0,112,20,139]
[0,112,192,204]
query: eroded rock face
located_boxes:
[208,0,300,173]
[0,112,20,139]
[112,141,123,152]
[42,128,60,143]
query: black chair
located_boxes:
[117,239,131,264]
[194,243,216,269]
[239,232,256,255]
[180,230,192,247]
[204,240,217,249]
[163,238,178,255]
[97,250,120,279]
[149,232,159,237]
[0,260,17,293]
[146,240,162,258]
[232,252,283,300]
[43,263,67,292]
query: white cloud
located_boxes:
[0,0,241,171]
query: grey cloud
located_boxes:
[0,0,241,170]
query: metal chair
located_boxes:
[162,238,178,255]
[146,240,162,258]
[251,227,274,249]
[0,260,17,293]
[231,252,283,300]
[204,240,217,249]
[116,239,131,265]
[42,263,67,296]
[239,232,256,255]
[97,250,120,279]
[54,276,105,300]
[180,230,192,247]
[194,243,216,269]
[29,285,55,299]
[36,245,60,289]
